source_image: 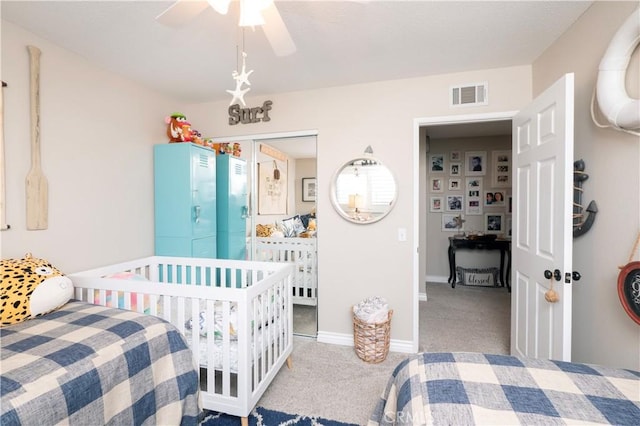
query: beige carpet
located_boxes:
[419,281,511,354]
[257,337,407,424]
[256,282,511,425]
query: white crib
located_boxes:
[69,256,294,424]
[254,237,317,306]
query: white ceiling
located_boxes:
[2,0,594,107]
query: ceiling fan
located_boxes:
[156,0,296,57]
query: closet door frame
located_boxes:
[212,130,318,337]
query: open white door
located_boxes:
[511,73,575,361]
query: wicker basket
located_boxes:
[353,309,393,363]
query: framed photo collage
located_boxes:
[429,149,512,236]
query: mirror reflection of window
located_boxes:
[369,165,395,211]
[331,158,397,224]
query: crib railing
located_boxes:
[255,237,317,306]
[69,256,294,419]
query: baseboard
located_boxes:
[317,331,414,354]
[425,275,448,283]
[421,276,450,301]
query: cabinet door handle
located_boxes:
[194,205,201,224]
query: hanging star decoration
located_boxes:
[227,51,253,106]
[234,52,253,86]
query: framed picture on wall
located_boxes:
[430,196,443,212]
[485,213,504,234]
[430,177,444,193]
[466,199,482,215]
[450,151,461,161]
[448,178,462,190]
[442,213,463,232]
[465,151,487,176]
[302,177,316,202]
[446,195,464,212]
[429,154,445,173]
[465,177,483,215]
[492,150,512,187]
[258,161,288,215]
[485,190,506,206]
[449,162,462,176]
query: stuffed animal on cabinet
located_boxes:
[165,112,193,143]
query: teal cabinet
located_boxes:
[216,154,247,260]
[154,143,217,258]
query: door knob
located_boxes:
[572,271,581,281]
[544,269,561,281]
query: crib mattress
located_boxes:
[184,329,247,373]
[183,307,282,373]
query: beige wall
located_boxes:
[294,158,317,216]
[533,1,640,370]
[1,21,178,272]
[2,16,532,348]
[186,66,532,346]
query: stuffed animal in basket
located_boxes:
[0,253,73,326]
[165,112,194,143]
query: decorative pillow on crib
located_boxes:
[281,215,306,237]
[1,253,74,326]
[185,303,238,340]
[299,213,314,229]
[96,271,152,313]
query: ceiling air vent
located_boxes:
[450,82,488,107]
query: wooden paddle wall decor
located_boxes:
[26,45,48,230]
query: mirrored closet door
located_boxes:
[246,135,318,337]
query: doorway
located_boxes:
[412,111,517,351]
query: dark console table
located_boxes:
[448,237,511,291]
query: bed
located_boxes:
[369,352,640,425]
[1,300,200,425]
[69,256,294,424]
[255,237,317,306]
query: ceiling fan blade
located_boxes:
[261,3,296,57]
[156,0,210,27]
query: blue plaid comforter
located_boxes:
[370,352,640,425]
[1,301,200,425]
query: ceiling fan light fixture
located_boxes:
[256,0,274,11]
[239,0,265,27]
[207,0,231,15]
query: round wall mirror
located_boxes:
[330,157,397,224]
